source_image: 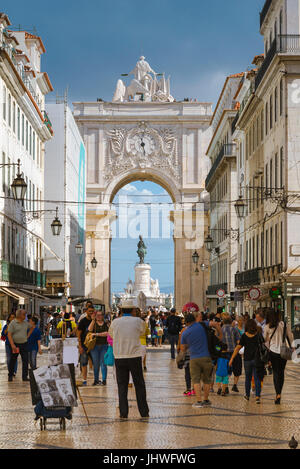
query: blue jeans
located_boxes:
[90,344,108,382]
[5,343,17,374]
[168,334,179,359]
[29,350,38,370]
[244,360,261,397]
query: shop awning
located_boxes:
[0,287,30,304]
[18,288,48,300]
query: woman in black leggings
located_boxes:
[264,309,294,404]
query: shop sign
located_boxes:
[248,287,261,301]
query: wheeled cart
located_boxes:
[39,416,67,431]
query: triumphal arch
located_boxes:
[73,57,212,311]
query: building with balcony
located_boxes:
[0,13,53,316]
[43,100,86,304]
[231,0,300,325]
[205,73,242,313]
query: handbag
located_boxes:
[104,345,114,366]
[280,322,293,361]
[256,333,269,364]
[84,323,97,353]
[176,350,186,369]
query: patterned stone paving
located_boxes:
[0,347,299,449]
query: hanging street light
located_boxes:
[75,242,83,255]
[11,159,27,202]
[85,264,90,274]
[234,195,247,220]
[91,254,98,269]
[51,207,62,236]
[204,232,214,252]
[192,251,199,265]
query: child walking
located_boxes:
[216,346,230,396]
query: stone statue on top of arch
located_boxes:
[137,235,147,264]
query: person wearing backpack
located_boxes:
[264,309,294,404]
[48,312,61,340]
[221,315,242,394]
[180,313,213,408]
[166,308,182,359]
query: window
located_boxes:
[29,126,32,155]
[1,223,5,260]
[265,163,269,193]
[275,224,278,265]
[275,153,278,189]
[261,110,264,141]
[270,226,273,265]
[256,234,259,267]
[33,132,36,160]
[280,147,284,188]
[22,114,25,146]
[265,102,268,135]
[270,95,273,129]
[270,158,273,194]
[13,102,16,133]
[7,157,11,195]
[275,87,278,122]
[26,121,28,151]
[7,226,11,262]
[8,94,11,127]
[3,86,6,121]
[2,152,5,193]
[17,107,20,140]
[265,229,269,266]
[280,79,283,116]
[280,221,283,265]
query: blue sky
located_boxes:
[4,0,265,104]
[3,0,266,295]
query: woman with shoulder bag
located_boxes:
[88,311,109,386]
[264,309,294,404]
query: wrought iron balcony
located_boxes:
[235,268,261,288]
[207,283,228,296]
[205,143,236,189]
[231,112,239,135]
[255,35,300,90]
[260,0,273,29]
[0,260,46,288]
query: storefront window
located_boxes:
[292,298,300,326]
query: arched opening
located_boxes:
[110,179,175,311]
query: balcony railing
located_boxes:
[205,143,236,188]
[42,110,53,134]
[255,35,300,90]
[235,268,261,288]
[207,283,228,296]
[260,0,273,29]
[0,261,46,288]
[231,112,239,135]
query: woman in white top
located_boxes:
[264,309,294,405]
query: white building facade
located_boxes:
[0,13,53,316]
[43,101,86,302]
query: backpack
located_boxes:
[200,322,226,360]
[51,318,60,337]
[168,316,181,335]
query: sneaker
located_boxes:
[192,402,203,408]
[8,376,13,382]
[244,395,250,401]
[82,381,87,386]
[183,390,192,396]
[225,387,229,395]
[217,388,222,395]
[201,400,212,407]
[191,390,196,395]
[232,385,239,393]
[221,392,226,397]
[256,397,261,404]
[92,380,99,386]
[210,388,215,393]
[22,378,30,382]
[102,380,107,386]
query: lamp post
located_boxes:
[0,159,27,202]
[75,242,83,256]
[91,254,98,269]
[51,207,62,236]
[234,195,247,220]
[204,232,214,252]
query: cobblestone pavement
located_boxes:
[0,344,299,449]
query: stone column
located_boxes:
[134,263,151,296]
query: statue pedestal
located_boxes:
[133,263,151,296]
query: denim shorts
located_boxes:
[79,351,89,367]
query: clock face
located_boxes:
[128,132,158,157]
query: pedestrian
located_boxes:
[48,312,61,339]
[229,319,263,404]
[77,306,94,385]
[149,310,157,346]
[57,312,77,338]
[1,313,17,376]
[236,316,245,336]
[177,319,194,396]
[166,308,182,359]
[88,311,109,386]
[221,314,242,393]
[27,316,42,370]
[7,309,30,382]
[180,313,213,408]
[137,311,150,371]
[216,344,230,396]
[108,307,149,419]
[264,309,294,404]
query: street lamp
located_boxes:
[234,195,247,220]
[75,242,83,255]
[91,254,98,269]
[204,233,214,252]
[85,264,90,274]
[192,251,200,265]
[200,263,206,272]
[11,159,27,202]
[51,207,62,236]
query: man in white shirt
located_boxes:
[108,307,149,419]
